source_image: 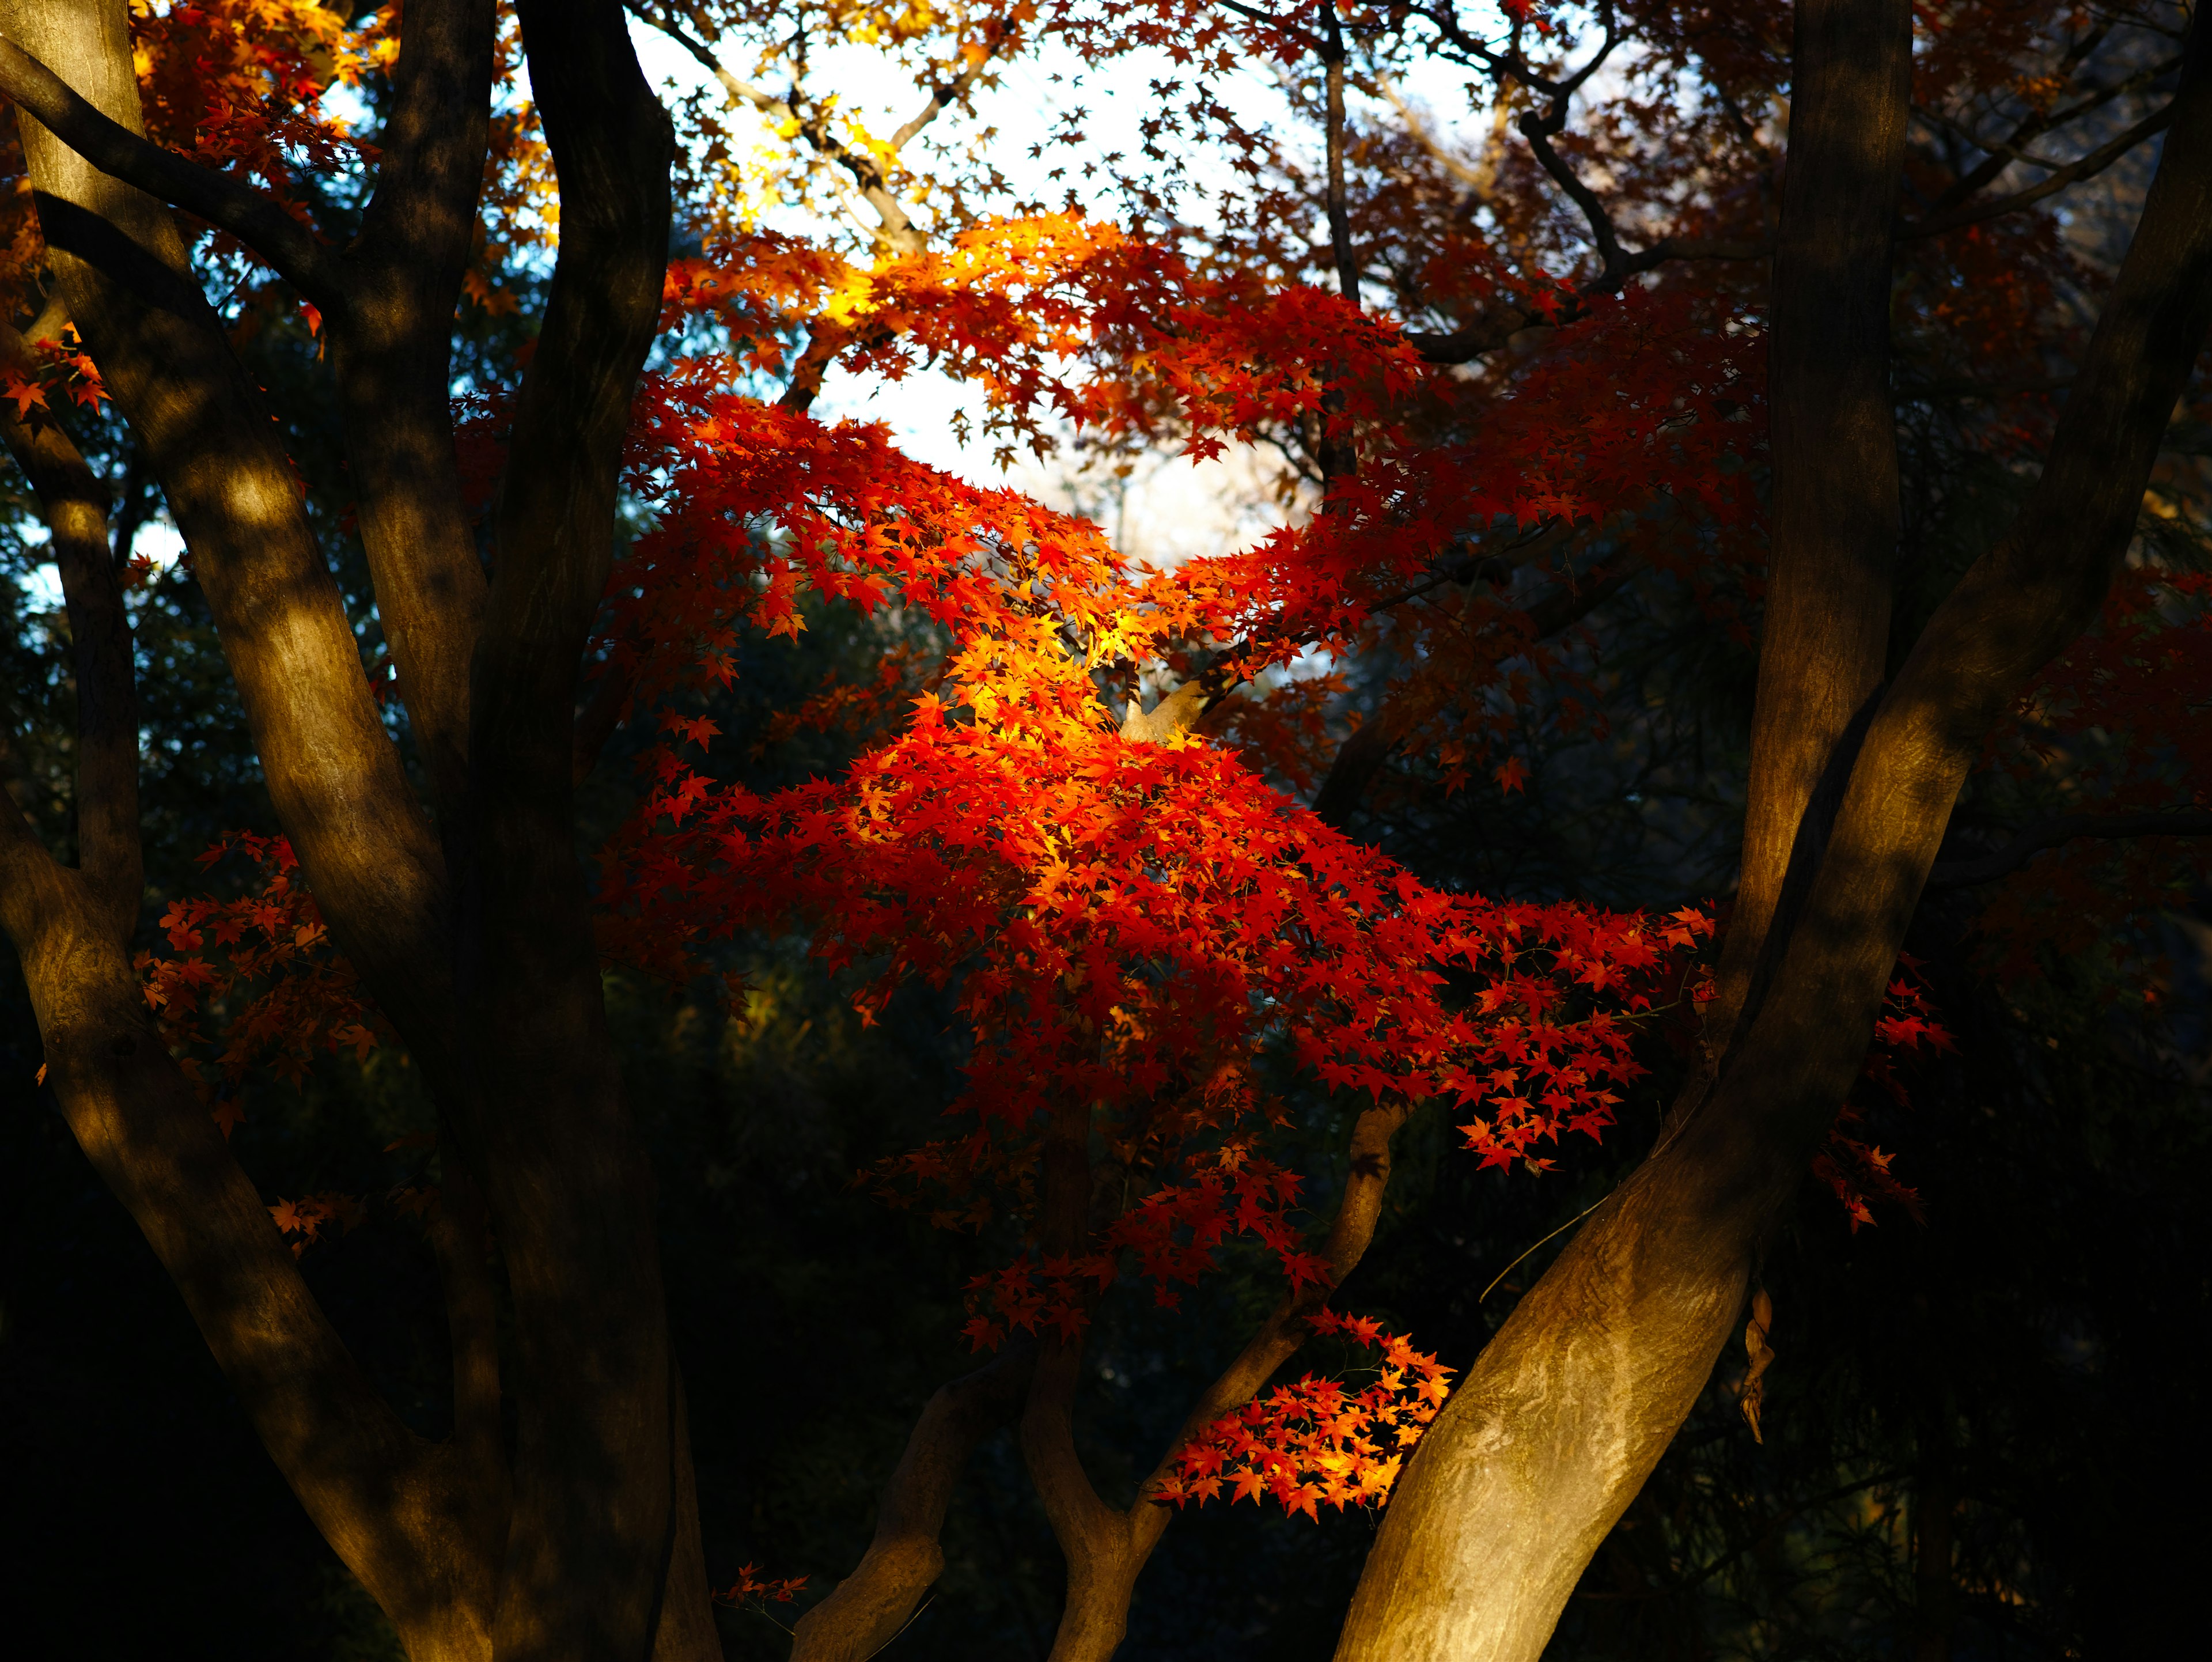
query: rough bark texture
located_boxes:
[1332,9,2212,1659]
[2,0,461,1084]
[0,747,494,1662]
[0,308,137,934]
[459,4,688,1656]
[1333,1142,1755,1661]
[1706,0,1914,1054]
[326,0,495,821]
[0,2,715,1656]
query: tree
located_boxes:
[1,2,2206,1660]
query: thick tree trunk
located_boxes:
[1334,7,2212,1657]
[0,2,717,1656]
[325,0,495,823]
[1333,1136,1763,1660]
[0,810,499,1661]
[1705,0,1912,1054]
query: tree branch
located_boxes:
[1129,1101,1416,1525]
[1321,2,1360,306]
[1311,544,1643,831]
[1214,0,1321,54]
[1513,24,1627,278]
[630,0,989,257]
[1926,808,2212,888]
[0,797,487,1656]
[1404,234,1768,365]
[790,1345,1037,1662]
[6,0,459,1097]
[0,33,346,312]
[1914,29,2174,217]
[329,0,496,821]
[0,308,139,937]
[1902,99,2177,240]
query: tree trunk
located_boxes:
[0,2,719,1655]
[1334,6,2212,1657]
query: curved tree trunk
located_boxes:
[1332,1138,1762,1661]
[1335,5,2212,1657]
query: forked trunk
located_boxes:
[1334,4,2212,1655]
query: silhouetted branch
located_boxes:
[1926,808,2212,888]
[0,35,344,310]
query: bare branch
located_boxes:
[1377,74,1509,198]
[1513,25,1628,275]
[628,0,959,255]
[1926,808,2212,888]
[886,51,995,156]
[1915,31,2179,215]
[1903,100,2177,240]
[1321,2,1361,307]
[1213,0,1323,54]
[790,1346,1037,1662]
[1018,1099,1140,1660]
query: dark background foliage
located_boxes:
[5,545,2205,1658]
[3,85,2206,1662]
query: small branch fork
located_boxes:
[620,1,1001,411]
[1392,0,1767,355]
[796,1072,1430,1659]
[1012,1096,1423,1661]
[626,0,993,258]
[1214,2,2179,366]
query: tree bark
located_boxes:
[325,0,495,823]
[457,5,694,1657]
[0,305,137,934]
[1704,0,1913,1055]
[1,0,464,1088]
[790,1346,1036,1662]
[0,2,718,1656]
[1332,9,2212,1659]
[0,804,497,1660]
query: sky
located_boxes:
[623,11,1328,566]
[22,6,1532,603]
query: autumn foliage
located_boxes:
[5,1,2210,1650]
[71,0,2198,1530]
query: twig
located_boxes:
[1480,1195,1605,1303]
[862,1592,936,1660]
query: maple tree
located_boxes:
[0,1,2208,1659]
